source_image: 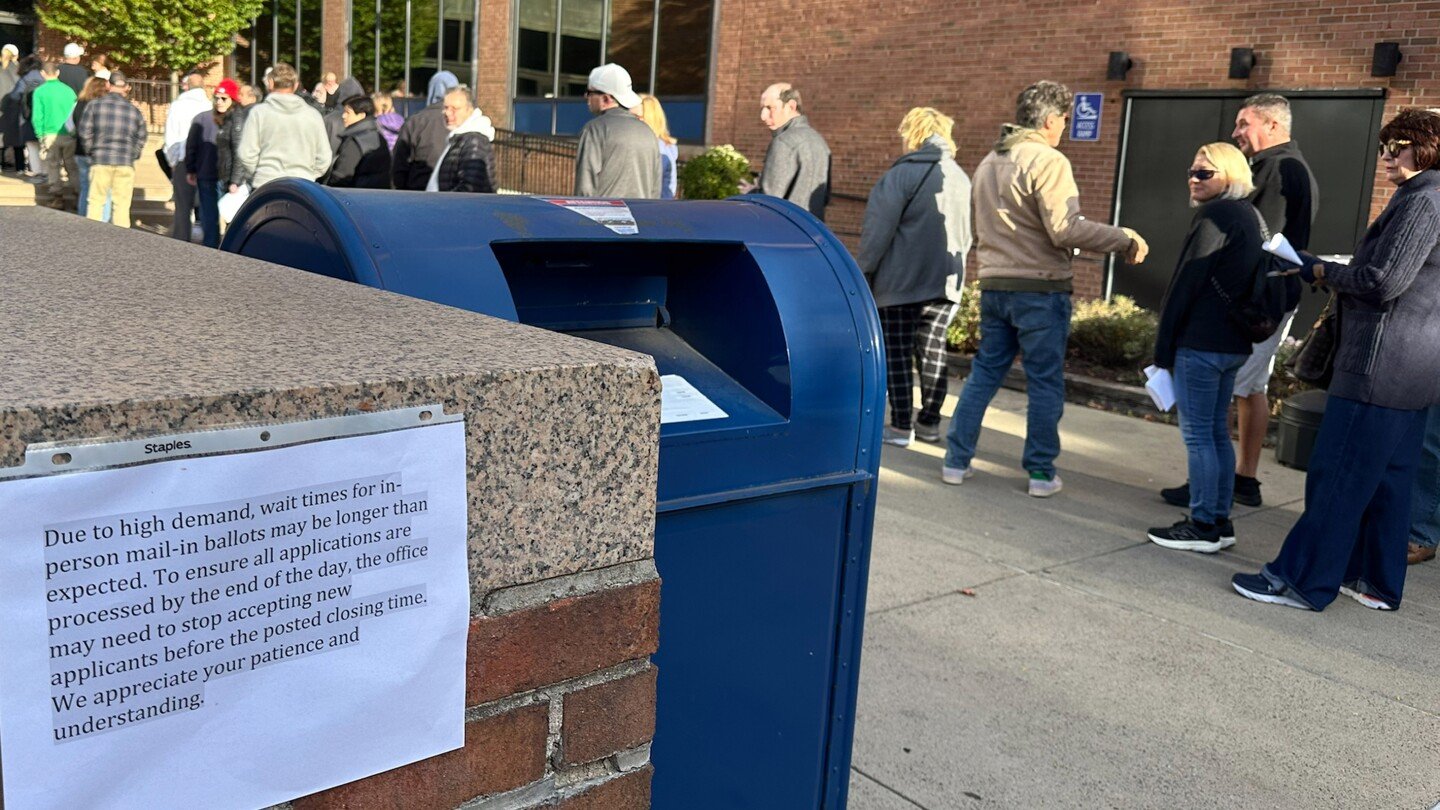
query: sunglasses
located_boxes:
[1380,139,1413,158]
[1187,168,1218,181]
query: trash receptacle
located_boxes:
[223,182,885,809]
[1276,389,1328,471]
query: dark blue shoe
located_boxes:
[1231,571,1313,610]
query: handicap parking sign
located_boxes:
[1070,93,1103,142]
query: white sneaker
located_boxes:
[941,465,972,485]
[1339,584,1395,611]
[1027,475,1063,498]
[882,426,913,447]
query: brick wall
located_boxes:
[710,0,1440,298]
[478,0,513,128]
[291,562,660,809]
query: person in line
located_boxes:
[942,80,1147,497]
[89,54,110,81]
[1233,109,1440,611]
[57,43,87,94]
[858,107,973,447]
[219,83,259,195]
[11,54,44,181]
[752,82,831,219]
[635,94,678,199]
[427,87,494,193]
[327,95,392,188]
[372,92,402,152]
[0,45,20,171]
[185,79,236,247]
[391,72,456,190]
[236,63,332,188]
[71,76,112,220]
[1410,404,1440,565]
[1146,143,1263,553]
[32,61,78,209]
[78,71,146,228]
[164,72,211,240]
[574,63,659,198]
[1161,94,1319,510]
[312,72,341,110]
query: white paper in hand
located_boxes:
[1263,232,1302,266]
[1144,365,1176,412]
[218,184,251,224]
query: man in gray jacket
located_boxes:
[754,83,831,220]
[574,63,659,199]
[237,63,332,188]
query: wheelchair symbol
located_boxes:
[1075,97,1100,119]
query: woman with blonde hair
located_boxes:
[857,106,972,447]
[1147,141,1264,553]
[635,93,678,198]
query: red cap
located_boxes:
[215,78,240,99]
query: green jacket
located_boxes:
[32,78,77,138]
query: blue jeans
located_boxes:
[1410,403,1440,549]
[75,155,112,220]
[1173,348,1247,524]
[196,179,222,248]
[945,290,1070,477]
[1266,396,1426,610]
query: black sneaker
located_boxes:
[914,422,942,443]
[1232,571,1313,610]
[1147,516,1223,553]
[1160,482,1190,507]
[1217,517,1236,550]
[1233,475,1262,507]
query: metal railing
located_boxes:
[124,78,176,136]
[490,128,577,196]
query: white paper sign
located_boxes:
[0,419,470,810]
[541,197,639,234]
[660,374,729,424]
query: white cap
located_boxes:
[63,43,83,58]
[587,63,640,109]
[1,44,17,56]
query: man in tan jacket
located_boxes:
[942,80,1148,497]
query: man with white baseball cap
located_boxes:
[58,43,87,95]
[573,62,659,199]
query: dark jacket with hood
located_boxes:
[391,103,449,190]
[1249,140,1318,311]
[217,103,251,187]
[184,108,221,181]
[857,136,973,308]
[326,116,392,188]
[1314,169,1440,409]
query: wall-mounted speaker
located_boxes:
[1373,42,1403,77]
[1229,48,1256,80]
[1107,51,1133,81]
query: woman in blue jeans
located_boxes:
[1233,109,1440,611]
[1147,142,1263,553]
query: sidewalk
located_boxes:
[853,386,1440,808]
[0,134,176,235]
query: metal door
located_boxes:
[1110,90,1385,332]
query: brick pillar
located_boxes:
[477,0,512,127]
[321,0,351,78]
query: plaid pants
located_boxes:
[879,300,958,429]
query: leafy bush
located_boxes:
[1267,336,1313,414]
[677,145,751,200]
[945,281,983,353]
[1067,295,1157,368]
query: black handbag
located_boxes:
[154,147,172,179]
[1288,296,1339,388]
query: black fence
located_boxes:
[125,79,174,136]
[490,128,577,196]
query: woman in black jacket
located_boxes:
[1233,109,1440,611]
[1147,142,1262,554]
[325,95,391,189]
[185,85,232,248]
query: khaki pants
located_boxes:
[88,164,135,228]
[40,133,79,204]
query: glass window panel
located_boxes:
[299,0,323,86]
[653,0,710,96]
[442,18,473,63]
[605,0,653,94]
[409,0,440,92]
[556,0,601,97]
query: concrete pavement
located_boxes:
[853,386,1440,808]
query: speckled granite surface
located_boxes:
[0,208,659,607]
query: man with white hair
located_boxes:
[573,63,659,198]
[426,86,495,193]
[58,43,87,94]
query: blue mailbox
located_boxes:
[223,182,884,809]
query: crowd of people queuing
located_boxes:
[6,42,1436,613]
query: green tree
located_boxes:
[39,0,266,71]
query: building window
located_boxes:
[513,0,712,141]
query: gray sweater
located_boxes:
[857,138,972,308]
[574,107,660,199]
[1320,169,1440,409]
[758,114,831,220]
[236,92,333,187]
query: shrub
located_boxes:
[1067,295,1157,368]
[1267,335,1313,414]
[945,281,982,352]
[677,145,751,200]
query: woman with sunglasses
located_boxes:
[1232,109,1440,611]
[1147,142,1264,553]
